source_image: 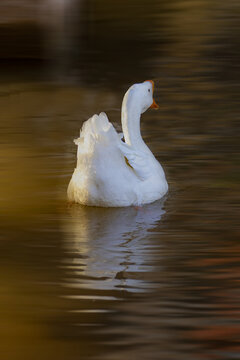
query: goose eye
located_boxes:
[148,89,150,92]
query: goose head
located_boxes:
[121,80,160,149]
[125,80,159,114]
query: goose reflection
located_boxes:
[63,199,166,293]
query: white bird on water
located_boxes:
[67,80,168,207]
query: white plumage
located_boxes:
[67,81,168,207]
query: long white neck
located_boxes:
[121,89,151,154]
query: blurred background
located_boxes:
[0,1,239,360]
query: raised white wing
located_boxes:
[74,112,151,181]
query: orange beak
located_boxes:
[144,80,159,110]
[150,98,159,109]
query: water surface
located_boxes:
[0,1,239,359]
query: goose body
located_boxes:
[67,81,168,207]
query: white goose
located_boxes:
[67,80,168,207]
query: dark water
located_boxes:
[0,1,239,359]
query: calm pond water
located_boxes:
[0,1,239,359]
